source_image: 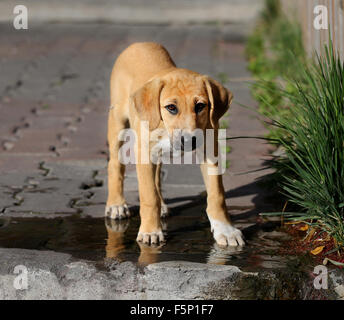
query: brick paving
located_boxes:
[0,22,274,225]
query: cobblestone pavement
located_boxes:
[0,22,273,226]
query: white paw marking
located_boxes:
[160,203,169,218]
[209,218,245,247]
[136,230,165,245]
[105,204,131,220]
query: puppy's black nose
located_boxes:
[181,136,197,151]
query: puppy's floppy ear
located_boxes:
[131,78,164,130]
[204,77,233,128]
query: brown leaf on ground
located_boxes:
[311,246,325,255]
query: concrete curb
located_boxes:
[1,248,343,300]
[0,248,245,299]
[0,0,263,24]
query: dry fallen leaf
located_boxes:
[285,221,303,225]
[304,228,316,241]
[299,225,309,231]
[311,246,325,255]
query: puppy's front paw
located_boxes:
[105,204,131,220]
[136,229,165,245]
[209,219,245,247]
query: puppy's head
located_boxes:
[132,69,233,151]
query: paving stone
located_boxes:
[0,23,274,222]
[1,161,105,217]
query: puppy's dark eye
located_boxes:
[165,104,178,115]
[195,103,206,114]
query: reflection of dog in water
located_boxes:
[105,218,242,266]
[105,218,164,265]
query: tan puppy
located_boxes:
[106,42,244,247]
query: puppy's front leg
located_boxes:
[200,162,245,247]
[136,163,165,245]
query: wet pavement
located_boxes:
[0,207,301,273]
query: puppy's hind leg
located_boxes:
[105,109,131,220]
[155,163,169,218]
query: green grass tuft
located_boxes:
[247,0,344,249]
[267,43,344,247]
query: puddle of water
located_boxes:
[0,205,302,272]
